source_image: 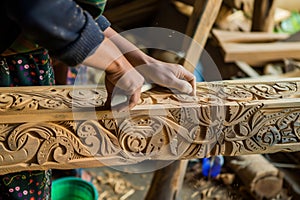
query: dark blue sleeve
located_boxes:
[96,15,111,31]
[4,0,105,66]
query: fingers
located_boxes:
[109,88,141,112]
[128,88,142,110]
[105,65,144,111]
[174,65,196,95]
[169,78,194,94]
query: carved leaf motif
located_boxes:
[117,116,192,159]
[77,120,120,156]
[38,136,74,164]
[5,122,92,165]
[227,103,263,125]
[257,127,281,146]
[244,138,263,152]
[118,117,160,155]
[247,83,297,99]
[222,86,253,101]
[293,115,300,140]
[273,82,297,93]
[0,94,15,110]
[0,135,40,165]
[0,124,13,141]
[38,99,64,109]
[70,88,106,107]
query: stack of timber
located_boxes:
[211,29,300,66]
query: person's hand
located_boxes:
[104,56,144,111]
[82,38,144,111]
[135,59,196,96]
[103,28,196,95]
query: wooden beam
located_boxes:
[235,61,260,77]
[212,29,290,44]
[1,78,300,175]
[251,0,278,32]
[222,42,300,64]
[156,2,221,199]
[211,29,300,65]
[145,160,188,200]
[223,0,254,10]
[182,0,223,73]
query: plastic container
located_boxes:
[52,177,98,200]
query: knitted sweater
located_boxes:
[0,0,111,66]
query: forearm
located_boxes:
[82,37,128,72]
[103,27,155,67]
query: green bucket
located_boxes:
[52,177,98,200]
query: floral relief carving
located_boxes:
[0,87,107,111]
[0,79,300,174]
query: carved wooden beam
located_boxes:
[1,78,300,175]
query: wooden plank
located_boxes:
[1,78,300,175]
[251,0,278,32]
[183,0,223,73]
[151,2,222,198]
[212,29,290,44]
[145,160,188,200]
[223,0,254,10]
[184,0,207,37]
[157,2,222,198]
[222,42,300,64]
[235,61,260,77]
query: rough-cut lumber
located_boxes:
[235,61,260,78]
[212,29,290,44]
[182,0,223,73]
[153,1,222,198]
[223,0,253,10]
[145,160,188,200]
[222,42,300,64]
[2,78,300,175]
[211,29,299,65]
[226,155,283,199]
[267,152,300,198]
[251,0,278,32]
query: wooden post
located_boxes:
[145,160,188,200]
[147,1,223,199]
[182,0,223,73]
[223,0,253,10]
[251,0,278,32]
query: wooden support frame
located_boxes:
[251,0,278,32]
[149,1,223,198]
[182,0,223,73]
[2,78,300,175]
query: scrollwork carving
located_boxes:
[77,120,120,156]
[0,87,106,112]
[0,122,92,167]
[1,79,300,175]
